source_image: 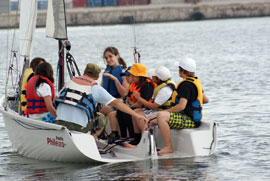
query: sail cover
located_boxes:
[19,0,37,58]
[46,0,67,39]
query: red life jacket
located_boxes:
[26,75,55,114]
[129,78,156,103]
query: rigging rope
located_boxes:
[8,0,20,90]
[130,0,141,63]
[88,0,141,64]
[4,0,21,110]
[88,0,114,59]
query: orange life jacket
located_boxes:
[129,78,155,103]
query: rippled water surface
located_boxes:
[0,17,270,180]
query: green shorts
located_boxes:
[168,112,197,129]
[89,112,106,132]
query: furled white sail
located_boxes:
[46,0,67,39]
[19,0,37,59]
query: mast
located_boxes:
[58,40,65,91]
[46,0,67,91]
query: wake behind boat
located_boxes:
[0,0,217,163]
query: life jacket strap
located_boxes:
[27,99,45,109]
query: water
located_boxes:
[0,17,270,180]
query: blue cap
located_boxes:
[120,66,131,76]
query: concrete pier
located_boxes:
[1,0,270,28]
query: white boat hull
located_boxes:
[154,119,217,159]
[0,96,217,163]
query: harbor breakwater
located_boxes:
[1,0,270,28]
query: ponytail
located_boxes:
[118,57,127,69]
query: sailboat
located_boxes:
[0,0,217,163]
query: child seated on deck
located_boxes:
[123,66,176,147]
[155,58,209,155]
[107,67,135,142]
[100,47,129,116]
[20,57,46,115]
[107,63,155,144]
[26,62,56,123]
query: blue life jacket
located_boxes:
[102,65,123,98]
[55,79,97,121]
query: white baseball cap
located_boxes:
[175,58,196,72]
[155,66,171,81]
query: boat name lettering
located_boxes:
[47,137,65,148]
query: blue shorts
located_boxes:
[39,113,56,123]
[143,108,159,118]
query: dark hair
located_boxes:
[103,47,127,69]
[35,62,54,87]
[30,57,46,72]
[136,77,152,89]
[155,78,164,86]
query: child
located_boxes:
[107,63,155,145]
[123,66,175,148]
[156,58,209,155]
[26,62,56,123]
[100,47,129,115]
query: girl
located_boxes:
[26,62,56,123]
[100,47,129,115]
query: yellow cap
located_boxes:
[128,63,147,77]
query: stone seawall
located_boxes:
[1,0,270,28]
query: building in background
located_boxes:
[8,0,72,11]
[0,0,9,13]
[73,0,150,8]
[5,0,228,12]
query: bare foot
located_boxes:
[157,147,173,155]
[123,142,136,149]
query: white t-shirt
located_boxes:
[91,84,115,105]
[36,83,52,97]
[154,86,173,105]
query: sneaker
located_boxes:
[107,132,120,144]
[128,139,140,146]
